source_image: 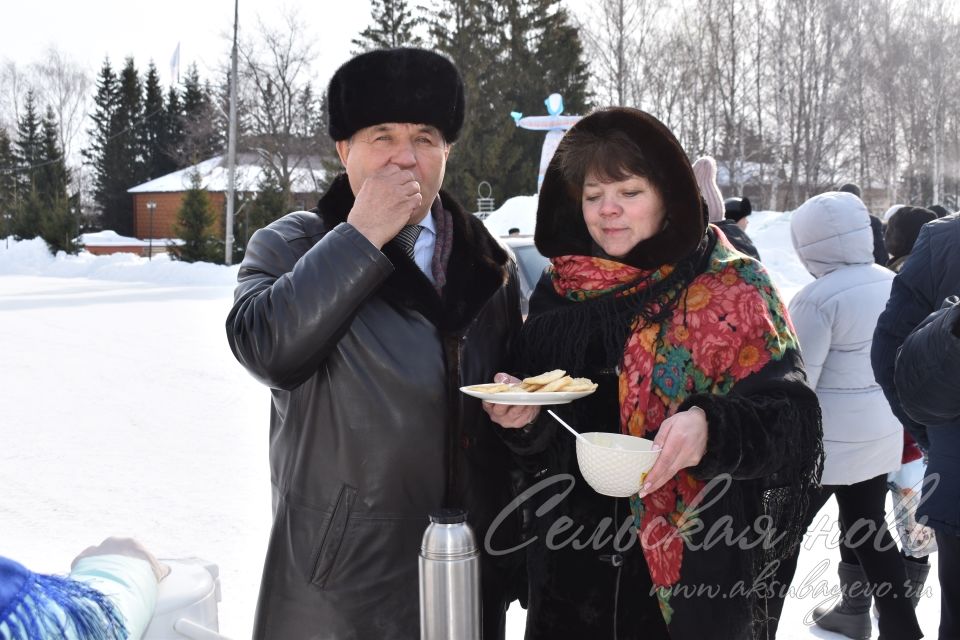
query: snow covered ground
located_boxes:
[0,212,941,639]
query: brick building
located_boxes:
[127,154,327,240]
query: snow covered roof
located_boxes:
[77,230,183,247]
[128,153,328,194]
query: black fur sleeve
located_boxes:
[681,352,824,483]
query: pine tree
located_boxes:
[142,62,173,178]
[83,57,146,236]
[242,169,287,247]
[0,128,17,240]
[116,57,148,188]
[210,71,232,158]
[495,0,591,198]
[180,65,222,165]
[162,86,184,170]
[427,0,497,203]
[37,106,77,254]
[172,171,217,262]
[84,58,121,232]
[353,0,425,52]
[427,0,590,205]
[37,107,70,205]
[12,91,44,239]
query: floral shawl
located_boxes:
[549,231,802,627]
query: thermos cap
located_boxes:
[421,508,478,558]
[429,508,468,524]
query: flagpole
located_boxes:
[224,0,239,265]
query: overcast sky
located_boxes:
[2,0,374,86]
[4,0,593,88]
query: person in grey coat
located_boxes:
[226,48,524,639]
[765,192,922,640]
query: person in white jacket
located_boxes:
[0,537,165,640]
[764,192,922,640]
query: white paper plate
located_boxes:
[459,386,596,405]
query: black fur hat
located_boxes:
[535,107,705,269]
[326,48,465,142]
[724,196,752,221]
[885,206,937,260]
[928,204,951,218]
[838,182,862,198]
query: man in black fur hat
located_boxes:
[718,196,761,260]
[226,48,524,639]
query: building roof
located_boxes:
[128,153,328,194]
[77,230,184,247]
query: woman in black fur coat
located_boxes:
[483,107,822,640]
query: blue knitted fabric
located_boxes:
[0,556,128,639]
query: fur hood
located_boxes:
[534,107,705,269]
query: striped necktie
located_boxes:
[394,224,423,261]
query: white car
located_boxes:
[501,235,550,318]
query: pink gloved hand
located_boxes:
[72,536,170,582]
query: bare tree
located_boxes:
[238,7,320,200]
[578,0,656,107]
[31,47,90,167]
[0,61,28,132]
[568,0,960,210]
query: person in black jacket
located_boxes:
[226,48,524,639]
[873,213,960,640]
[895,296,960,640]
[718,196,762,260]
[483,107,822,640]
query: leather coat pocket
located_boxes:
[309,483,358,588]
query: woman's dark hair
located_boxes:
[557,126,668,203]
[885,206,937,260]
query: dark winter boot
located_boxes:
[873,557,932,618]
[903,558,930,609]
[812,561,872,640]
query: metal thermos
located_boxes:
[419,508,481,640]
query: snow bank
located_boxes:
[0,236,238,287]
[744,211,813,303]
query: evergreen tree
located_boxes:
[427,0,589,204]
[83,57,146,236]
[12,91,44,239]
[315,92,337,158]
[294,82,319,140]
[0,128,17,240]
[37,107,70,206]
[116,57,148,186]
[38,106,77,254]
[235,169,287,261]
[210,72,232,158]
[353,0,425,52]
[162,86,185,170]
[172,171,218,262]
[142,62,173,178]
[428,0,495,203]
[179,64,222,164]
[84,58,121,232]
[495,0,591,198]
